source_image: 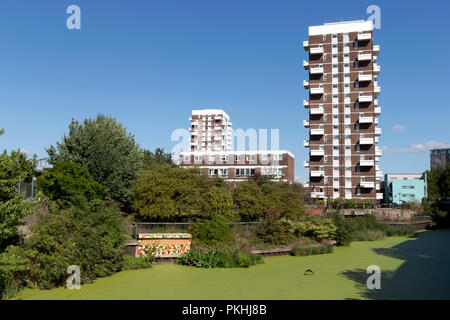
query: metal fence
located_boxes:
[16,182,39,200]
[129,222,261,239]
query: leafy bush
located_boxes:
[0,246,30,300]
[353,229,385,241]
[189,215,235,247]
[37,161,104,208]
[382,225,416,237]
[24,200,126,289]
[295,218,337,241]
[325,212,355,246]
[176,248,263,268]
[291,244,333,256]
[122,254,153,270]
[256,215,293,245]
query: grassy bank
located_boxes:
[13,229,450,300]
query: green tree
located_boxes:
[0,150,36,248]
[142,148,174,168]
[232,180,268,221]
[37,161,105,208]
[262,182,305,220]
[46,115,143,210]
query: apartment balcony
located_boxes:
[303,140,310,148]
[358,95,372,103]
[310,46,323,55]
[357,32,372,41]
[360,137,374,145]
[303,40,309,51]
[375,146,382,156]
[310,107,324,115]
[303,80,310,88]
[358,73,372,82]
[311,191,325,198]
[374,107,381,115]
[310,149,325,156]
[373,63,380,74]
[303,60,309,69]
[311,170,325,177]
[310,128,324,135]
[303,161,310,167]
[376,193,383,200]
[303,100,309,108]
[359,116,373,124]
[310,66,324,74]
[303,120,310,128]
[373,45,380,55]
[358,53,372,61]
[374,118,379,125]
[303,182,309,188]
[374,99,378,106]
[376,171,383,179]
[374,86,381,95]
[375,127,382,136]
[360,158,375,166]
[310,87,324,95]
[360,181,375,189]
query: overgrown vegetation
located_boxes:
[176,248,263,268]
[291,244,333,256]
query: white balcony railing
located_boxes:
[303,40,309,50]
[358,53,372,61]
[310,149,325,156]
[359,116,373,124]
[303,100,309,108]
[303,120,310,128]
[358,95,372,103]
[303,161,310,167]
[373,45,380,55]
[303,80,310,88]
[376,193,383,200]
[360,159,374,166]
[358,73,372,82]
[310,47,323,55]
[375,127,382,136]
[374,107,381,115]
[373,63,380,74]
[311,191,325,198]
[303,60,309,69]
[303,140,310,148]
[310,87,324,95]
[360,181,375,188]
[311,171,325,177]
[357,33,371,41]
[374,86,381,94]
[310,107,324,115]
[360,138,374,145]
[375,146,382,156]
[310,128,324,135]
[310,66,324,74]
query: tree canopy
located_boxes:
[46,115,143,210]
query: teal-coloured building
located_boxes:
[384,173,427,205]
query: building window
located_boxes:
[324,177,328,184]
[354,61,359,68]
[354,41,358,48]
[355,81,359,88]
[246,154,256,161]
[184,155,190,162]
[262,154,269,161]
[194,155,202,162]
[356,187,361,195]
[356,123,360,131]
[324,156,328,163]
[324,54,327,61]
[356,144,360,152]
[324,94,327,101]
[355,102,360,110]
[274,154,284,161]
[324,74,327,80]
[324,115,328,121]
[220,155,228,161]
[323,34,327,41]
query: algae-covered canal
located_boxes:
[14,229,450,300]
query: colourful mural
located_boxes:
[137,233,192,258]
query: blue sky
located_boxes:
[0,0,449,182]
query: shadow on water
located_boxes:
[340,229,450,299]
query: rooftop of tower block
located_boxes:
[308,19,373,36]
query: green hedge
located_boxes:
[176,248,263,268]
[291,245,333,256]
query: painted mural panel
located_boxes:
[137,233,192,258]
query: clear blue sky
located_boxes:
[1,0,449,182]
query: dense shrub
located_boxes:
[325,212,355,246]
[295,218,337,241]
[37,161,105,208]
[291,244,333,256]
[122,254,154,270]
[188,215,235,247]
[0,246,30,300]
[24,200,126,289]
[256,215,293,245]
[176,248,263,268]
[382,225,416,237]
[353,229,385,241]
